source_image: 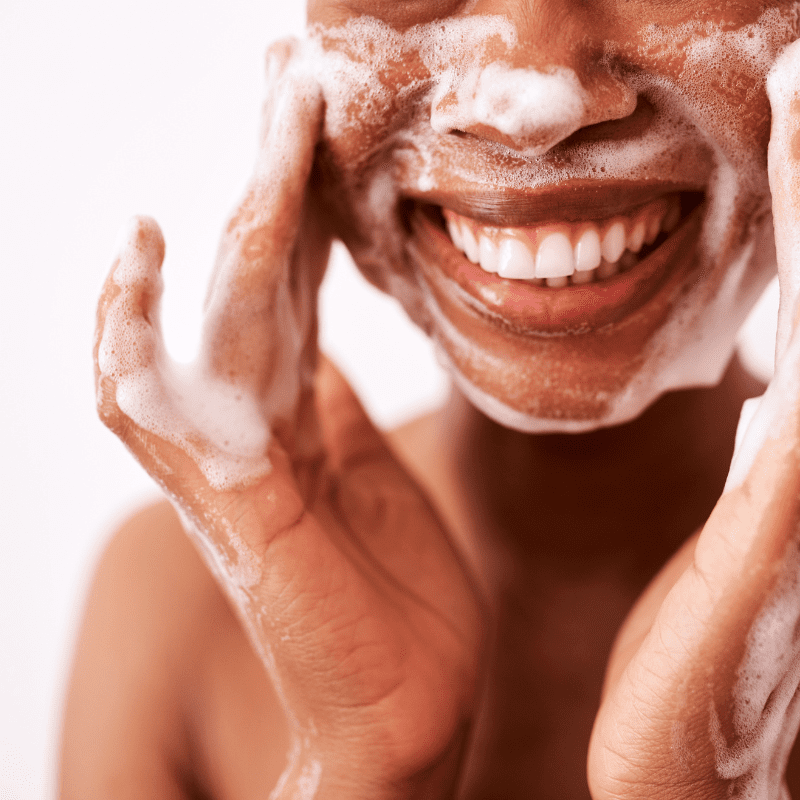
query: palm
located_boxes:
[95,39,484,792]
[589,41,800,800]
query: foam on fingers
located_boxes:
[112,215,165,281]
[97,219,273,492]
[768,38,800,360]
[199,53,328,454]
[725,37,800,502]
[98,45,330,495]
[97,216,166,382]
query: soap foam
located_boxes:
[709,539,800,799]
[98,219,273,493]
[100,51,326,491]
[767,37,800,361]
[725,299,800,494]
[303,7,799,432]
[430,63,590,155]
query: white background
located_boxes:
[0,2,777,797]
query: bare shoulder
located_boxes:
[60,500,289,800]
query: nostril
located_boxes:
[429,62,643,159]
[558,96,655,151]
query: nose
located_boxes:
[430,1,637,156]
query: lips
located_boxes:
[407,189,705,336]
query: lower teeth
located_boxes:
[565,251,638,286]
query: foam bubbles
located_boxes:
[98,219,273,493]
[767,36,800,361]
[303,7,797,432]
[430,63,589,155]
[709,539,800,798]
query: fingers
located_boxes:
[315,355,395,472]
[96,217,274,498]
[314,355,486,653]
[94,217,192,491]
[201,38,327,420]
[767,38,800,360]
[95,216,166,434]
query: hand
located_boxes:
[94,39,485,800]
[588,39,800,800]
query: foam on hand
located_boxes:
[97,218,273,494]
[709,538,800,799]
[767,37,800,362]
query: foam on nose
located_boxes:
[430,63,588,155]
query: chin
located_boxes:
[412,195,776,435]
[326,134,777,433]
[332,163,776,434]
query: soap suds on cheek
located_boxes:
[307,15,521,182]
[621,25,783,413]
[307,7,796,431]
[637,7,797,229]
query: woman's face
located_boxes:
[306,0,800,432]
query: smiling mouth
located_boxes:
[407,190,706,334]
[442,193,688,286]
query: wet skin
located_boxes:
[309,0,796,428]
[62,2,800,800]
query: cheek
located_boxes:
[309,29,430,172]
[612,7,799,170]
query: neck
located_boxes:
[436,357,765,799]
[386,356,765,797]
[440,355,765,581]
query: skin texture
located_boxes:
[60,3,800,799]
[307,0,796,431]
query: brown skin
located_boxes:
[59,361,800,800]
[310,0,788,427]
[61,3,800,799]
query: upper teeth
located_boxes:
[443,196,680,287]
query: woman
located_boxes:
[62,0,800,797]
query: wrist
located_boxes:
[272,724,469,800]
